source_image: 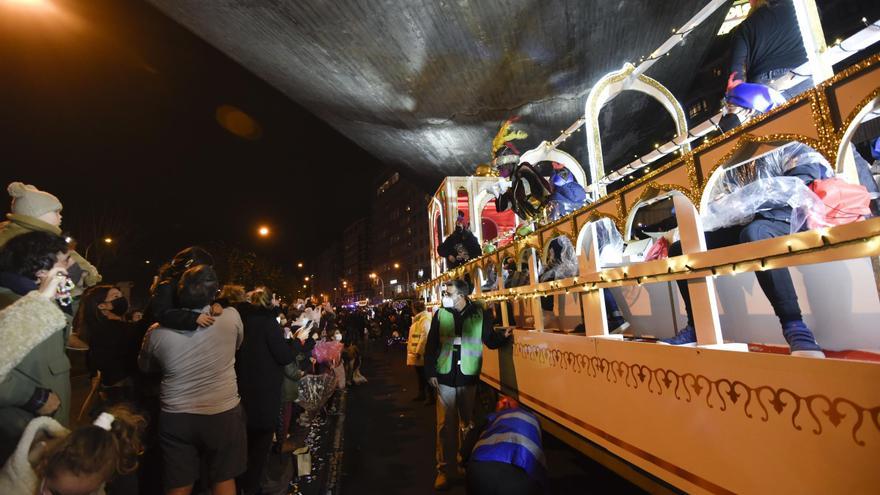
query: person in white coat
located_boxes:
[405,300,434,405]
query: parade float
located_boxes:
[419,4,880,493]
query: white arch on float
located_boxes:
[584,63,691,197]
[623,190,682,241]
[429,197,445,278]
[835,95,880,179]
[519,144,588,190]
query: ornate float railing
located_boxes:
[419,52,880,344]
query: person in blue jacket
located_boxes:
[462,396,545,495]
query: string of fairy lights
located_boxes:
[541,16,880,188]
[420,15,880,295]
[469,227,880,303]
[597,17,880,187]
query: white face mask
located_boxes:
[334,333,343,341]
[441,295,456,308]
[311,333,319,340]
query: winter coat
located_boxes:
[0,214,101,287]
[406,311,432,366]
[235,304,295,430]
[86,319,141,386]
[0,417,80,495]
[0,292,67,384]
[0,287,71,466]
[437,227,482,268]
[143,276,199,331]
[550,181,587,206]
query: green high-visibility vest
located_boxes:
[436,306,483,375]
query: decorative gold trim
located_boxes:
[511,342,880,447]
[835,88,880,143]
[697,133,828,208]
[417,54,880,293]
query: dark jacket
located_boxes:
[755,145,827,225]
[235,304,295,430]
[729,1,807,82]
[292,337,316,373]
[550,181,587,205]
[437,227,482,269]
[86,319,141,386]
[424,301,508,387]
[144,276,199,331]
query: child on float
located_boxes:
[0,405,145,495]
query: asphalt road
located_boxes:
[340,342,646,495]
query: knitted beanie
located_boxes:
[7,182,62,218]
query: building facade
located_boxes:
[368,169,431,299]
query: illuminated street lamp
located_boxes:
[103,237,113,244]
[393,262,400,269]
[258,226,270,237]
[297,262,303,268]
[304,276,310,282]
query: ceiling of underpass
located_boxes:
[146,0,733,183]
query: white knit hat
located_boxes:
[7,182,62,218]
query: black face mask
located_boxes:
[109,297,129,317]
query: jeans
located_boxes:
[436,384,476,475]
[751,68,813,101]
[669,218,802,328]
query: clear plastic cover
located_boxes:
[701,142,832,233]
[596,218,624,266]
[539,236,578,282]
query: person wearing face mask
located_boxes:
[0,232,74,466]
[234,287,295,495]
[437,211,482,270]
[74,285,142,403]
[424,279,512,490]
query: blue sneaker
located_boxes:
[660,325,696,345]
[782,321,825,358]
[607,312,630,334]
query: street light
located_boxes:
[103,237,113,244]
[258,226,270,237]
[393,262,400,269]
[297,262,303,268]
[304,276,310,282]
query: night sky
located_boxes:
[0,0,388,288]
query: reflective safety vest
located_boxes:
[436,306,483,375]
[471,408,547,483]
